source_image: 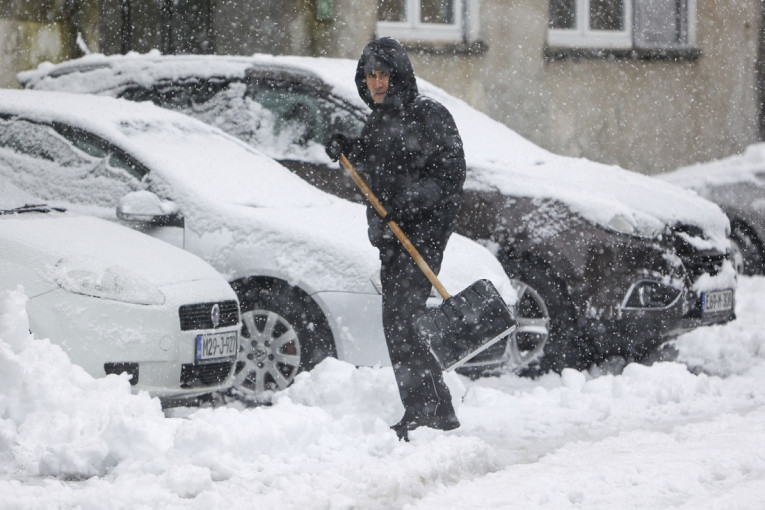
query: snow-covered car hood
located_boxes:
[659,143,765,190]
[0,177,224,292]
[0,89,515,303]
[0,213,228,298]
[19,52,731,250]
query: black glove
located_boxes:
[383,195,407,223]
[325,133,353,162]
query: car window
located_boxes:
[128,80,281,155]
[124,78,365,163]
[121,78,233,110]
[0,117,144,208]
[0,117,88,166]
[246,82,364,147]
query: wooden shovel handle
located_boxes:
[339,154,451,300]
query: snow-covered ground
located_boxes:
[2,277,764,510]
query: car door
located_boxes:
[0,116,185,247]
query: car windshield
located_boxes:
[116,118,336,209]
[0,203,66,215]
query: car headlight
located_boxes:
[606,213,661,239]
[622,280,682,309]
[53,256,165,305]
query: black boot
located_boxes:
[390,404,460,441]
[418,401,460,431]
[391,409,418,441]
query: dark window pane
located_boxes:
[378,0,406,22]
[421,0,454,24]
[590,0,624,31]
[549,0,575,29]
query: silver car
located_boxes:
[0,89,518,397]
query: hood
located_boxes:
[355,37,418,111]
[1,214,226,289]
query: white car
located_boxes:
[0,178,240,405]
[0,89,518,397]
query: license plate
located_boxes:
[702,289,734,314]
[195,330,238,363]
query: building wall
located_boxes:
[0,0,99,88]
[398,1,762,174]
[304,0,762,173]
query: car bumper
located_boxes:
[581,289,736,359]
[26,285,239,404]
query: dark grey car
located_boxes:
[20,53,738,374]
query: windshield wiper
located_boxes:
[0,203,67,215]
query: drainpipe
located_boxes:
[757,0,765,140]
[120,0,132,54]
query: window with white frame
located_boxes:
[548,0,696,51]
[376,0,480,44]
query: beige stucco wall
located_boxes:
[405,0,762,174]
[314,0,762,174]
[0,0,99,89]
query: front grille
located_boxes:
[683,252,727,281]
[179,300,239,331]
[671,224,728,281]
[180,361,234,388]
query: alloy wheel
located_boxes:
[507,278,551,369]
[234,309,302,396]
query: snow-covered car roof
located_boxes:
[19,51,731,249]
[0,88,515,302]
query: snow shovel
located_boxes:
[338,154,517,371]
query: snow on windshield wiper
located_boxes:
[0,204,67,215]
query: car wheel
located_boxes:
[231,279,336,397]
[506,278,550,370]
[504,261,589,374]
[455,280,550,379]
[730,221,765,275]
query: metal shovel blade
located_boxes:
[415,279,518,371]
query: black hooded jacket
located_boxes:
[348,37,466,252]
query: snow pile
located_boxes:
[3,280,765,508]
[676,276,765,376]
[0,287,171,479]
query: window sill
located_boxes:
[392,39,489,56]
[544,46,702,62]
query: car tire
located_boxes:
[506,278,550,369]
[231,278,336,397]
[504,260,590,375]
[730,220,765,275]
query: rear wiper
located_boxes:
[0,203,67,215]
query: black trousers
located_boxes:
[379,237,454,419]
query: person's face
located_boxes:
[366,70,390,104]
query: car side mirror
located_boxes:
[117,190,183,227]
